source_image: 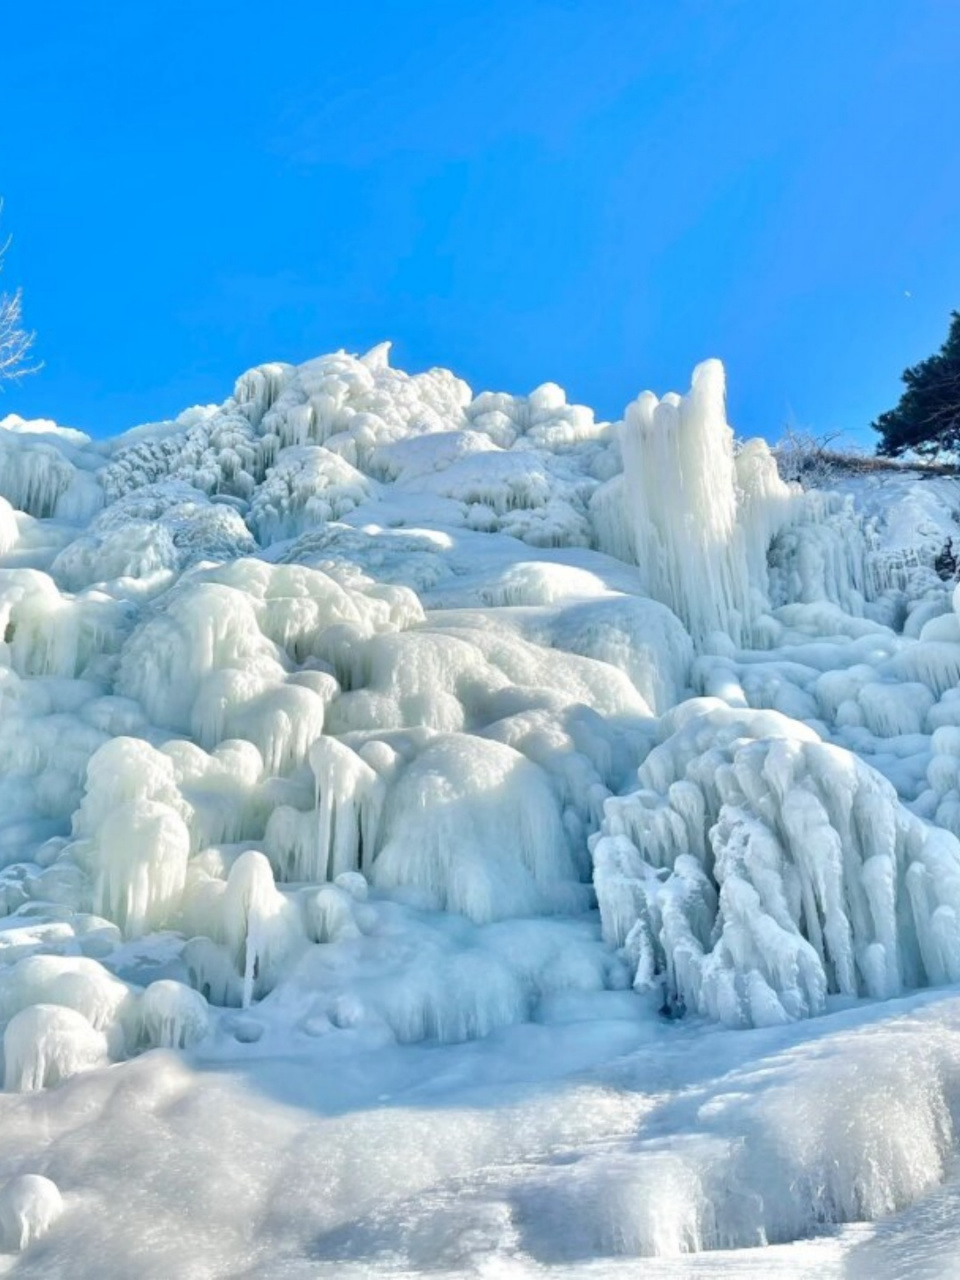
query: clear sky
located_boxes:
[3,0,960,443]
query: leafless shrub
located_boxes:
[0,205,39,383]
[773,428,957,489]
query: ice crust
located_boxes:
[3,346,960,1268]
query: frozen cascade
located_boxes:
[0,348,956,1049]
[4,346,960,1265]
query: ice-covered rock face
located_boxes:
[6,345,960,1263]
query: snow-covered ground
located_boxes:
[1,347,960,1275]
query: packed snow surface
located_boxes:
[2,347,960,1275]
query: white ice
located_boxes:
[2,347,960,1274]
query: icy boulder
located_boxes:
[0,956,135,1050]
[372,734,587,923]
[593,701,960,1027]
[4,1004,109,1091]
[0,1175,63,1252]
[138,980,211,1050]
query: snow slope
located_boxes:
[1,349,960,1275]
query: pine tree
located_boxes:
[874,311,960,457]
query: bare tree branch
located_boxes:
[0,205,39,383]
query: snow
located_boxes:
[3,344,960,1272]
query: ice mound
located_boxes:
[4,1003,109,1091]
[0,497,18,558]
[49,481,256,591]
[372,734,585,922]
[0,1175,63,1252]
[536,593,693,713]
[595,700,960,1026]
[283,894,627,1044]
[0,416,102,522]
[0,955,134,1042]
[247,446,371,544]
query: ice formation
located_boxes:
[4,345,960,1267]
[0,1175,63,1252]
[4,1004,109,1092]
[594,701,960,1026]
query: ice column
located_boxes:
[620,360,794,645]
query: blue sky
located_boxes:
[3,0,960,443]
